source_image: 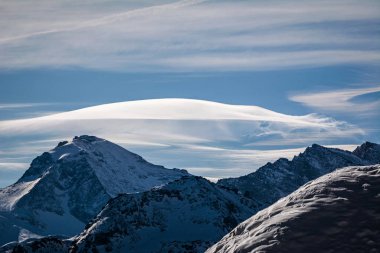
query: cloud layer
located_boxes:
[0,99,364,185]
[290,85,380,114]
[1,0,380,71]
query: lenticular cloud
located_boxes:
[0,99,363,178]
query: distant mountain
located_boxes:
[217,142,380,210]
[353,141,380,163]
[206,164,380,253]
[0,135,188,245]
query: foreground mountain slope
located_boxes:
[0,135,188,245]
[71,176,253,253]
[217,142,379,210]
[207,164,380,253]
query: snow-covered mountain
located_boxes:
[217,142,380,210]
[353,141,380,164]
[71,176,253,253]
[1,141,379,252]
[2,177,254,253]
[206,164,380,253]
[0,135,188,246]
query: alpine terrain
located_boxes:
[217,142,380,210]
[71,176,253,253]
[0,135,188,245]
[206,165,380,253]
[1,140,379,252]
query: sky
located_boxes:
[0,0,380,187]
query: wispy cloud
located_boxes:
[0,103,54,110]
[0,99,364,185]
[0,0,379,71]
[0,163,30,188]
[0,163,29,171]
[289,85,380,113]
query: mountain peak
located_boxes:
[73,135,102,142]
[355,141,379,151]
[218,142,376,210]
[304,143,329,153]
[353,141,380,163]
[0,135,189,244]
[31,135,189,197]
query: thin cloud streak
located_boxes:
[0,163,29,171]
[0,0,379,71]
[0,0,205,44]
[290,85,380,113]
[0,103,55,110]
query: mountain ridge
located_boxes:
[206,164,380,253]
[217,141,379,210]
[71,176,253,253]
[1,139,379,251]
[0,135,188,245]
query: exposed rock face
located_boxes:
[1,141,379,252]
[206,165,380,253]
[353,141,380,164]
[71,176,253,253]
[217,143,379,210]
[0,135,188,245]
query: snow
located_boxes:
[206,165,380,253]
[72,176,254,253]
[0,179,40,211]
[68,136,188,197]
[0,135,188,246]
[18,229,42,242]
[1,140,379,251]
[217,142,377,211]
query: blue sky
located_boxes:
[0,0,379,187]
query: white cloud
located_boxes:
[0,98,363,138]
[0,99,364,183]
[290,85,380,113]
[0,103,54,110]
[0,0,379,71]
[0,163,29,171]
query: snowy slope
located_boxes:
[206,164,380,253]
[2,142,379,253]
[71,176,253,253]
[217,142,379,210]
[0,135,188,246]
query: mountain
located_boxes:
[70,176,253,253]
[2,176,254,253]
[206,164,380,253]
[217,142,380,210]
[0,135,188,246]
[353,141,380,163]
[2,141,379,252]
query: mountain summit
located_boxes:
[0,135,188,245]
[217,142,380,210]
